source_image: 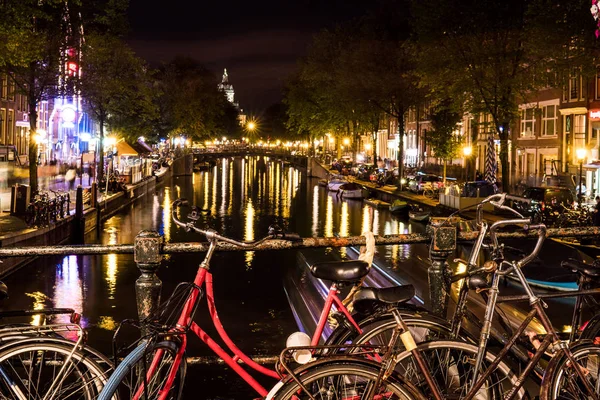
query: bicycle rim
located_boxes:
[272,360,422,399]
[0,342,107,400]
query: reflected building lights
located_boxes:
[361,206,371,234]
[162,187,171,242]
[340,201,349,237]
[53,255,83,332]
[211,165,217,216]
[245,199,255,268]
[372,209,380,234]
[105,225,118,300]
[241,158,246,201]
[312,185,319,236]
[221,158,228,217]
[228,161,234,215]
[203,173,209,211]
[27,291,48,326]
[325,195,333,238]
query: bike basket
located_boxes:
[142,282,203,333]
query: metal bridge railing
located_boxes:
[0,223,598,322]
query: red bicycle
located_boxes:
[97,199,438,400]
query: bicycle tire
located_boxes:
[0,341,108,400]
[270,358,424,399]
[98,340,186,400]
[391,340,525,399]
[541,341,600,400]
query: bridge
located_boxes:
[191,145,309,168]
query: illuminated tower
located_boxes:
[218,69,239,108]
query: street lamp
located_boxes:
[463,146,472,183]
[576,148,586,204]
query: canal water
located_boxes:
[1,155,430,399]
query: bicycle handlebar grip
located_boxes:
[504,194,533,204]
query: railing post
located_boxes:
[134,230,163,323]
[427,218,457,317]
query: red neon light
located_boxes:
[67,62,78,73]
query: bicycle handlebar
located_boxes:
[171,199,303,248]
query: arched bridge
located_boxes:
[192,146,309,168]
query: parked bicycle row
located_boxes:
[24,189,70,228]
[3,192,600,399]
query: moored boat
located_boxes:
[364,198,391,209]
[408,209,430,222]
[338,182,365,199]
[389,199,409,213]
[327,179,347,192]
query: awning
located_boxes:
[116,141,139,156]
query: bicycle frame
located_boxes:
[138,236,365,399]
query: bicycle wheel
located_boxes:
[98,340,185,400]
[270,358,424,399]
[0,341,108,399]
[542,342,600,400]
[392,340,525,399]
[422,188,434,199]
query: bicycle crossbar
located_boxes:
[0,226,596,258]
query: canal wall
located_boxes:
[0,175,160,277]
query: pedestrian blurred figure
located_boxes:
[65,167,76,190]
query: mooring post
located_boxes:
[427,217,457,318]
[134,230,163,323]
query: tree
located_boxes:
[155,57,232,142]
[411,0,599,192]
[79,33,154,184]
[0,0,70,194]
[428,101,463,183]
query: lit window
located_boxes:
[542,105,556,136]
[520,108,535,138]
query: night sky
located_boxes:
[126,0,371,113]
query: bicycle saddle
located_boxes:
[561,258,600,279]
[352,285,415,314]
[309,260,369,283]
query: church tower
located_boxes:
[218,68,237,107]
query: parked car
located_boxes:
[513,186,574,222]
[407,174,442,193]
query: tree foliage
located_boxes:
[79,33,155,183]
[154,57,239,142]
[428,100,463,182]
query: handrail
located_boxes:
[0,226,597,257]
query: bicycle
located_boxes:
[271,193,600,399]
[0,283,111,399]
[96,199,431,400]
